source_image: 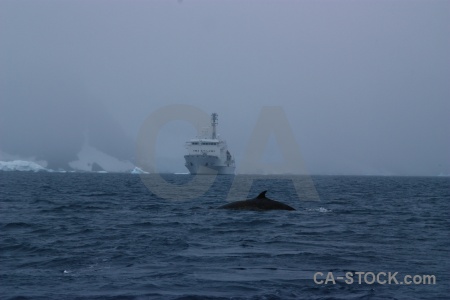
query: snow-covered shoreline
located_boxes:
[0,160,148,174]
[0,160,50,172]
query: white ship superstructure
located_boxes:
[184,113,235,175]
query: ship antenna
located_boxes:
[211,113,218,139]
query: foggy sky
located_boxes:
[1,0,449,175]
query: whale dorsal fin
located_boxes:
[257,191,267,199]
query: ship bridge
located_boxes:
[186,138,224,156]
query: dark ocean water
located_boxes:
[1,173,449,300]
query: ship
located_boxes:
[184,113,235,175]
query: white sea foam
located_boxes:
[306,207,332,213]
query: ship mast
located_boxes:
[211,113,218,139]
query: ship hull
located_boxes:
[184,155,235,175]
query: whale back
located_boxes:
[218,191,295,211]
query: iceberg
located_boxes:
[69,140,133,172]
[0,160,50,172]
[131,167,149,174]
